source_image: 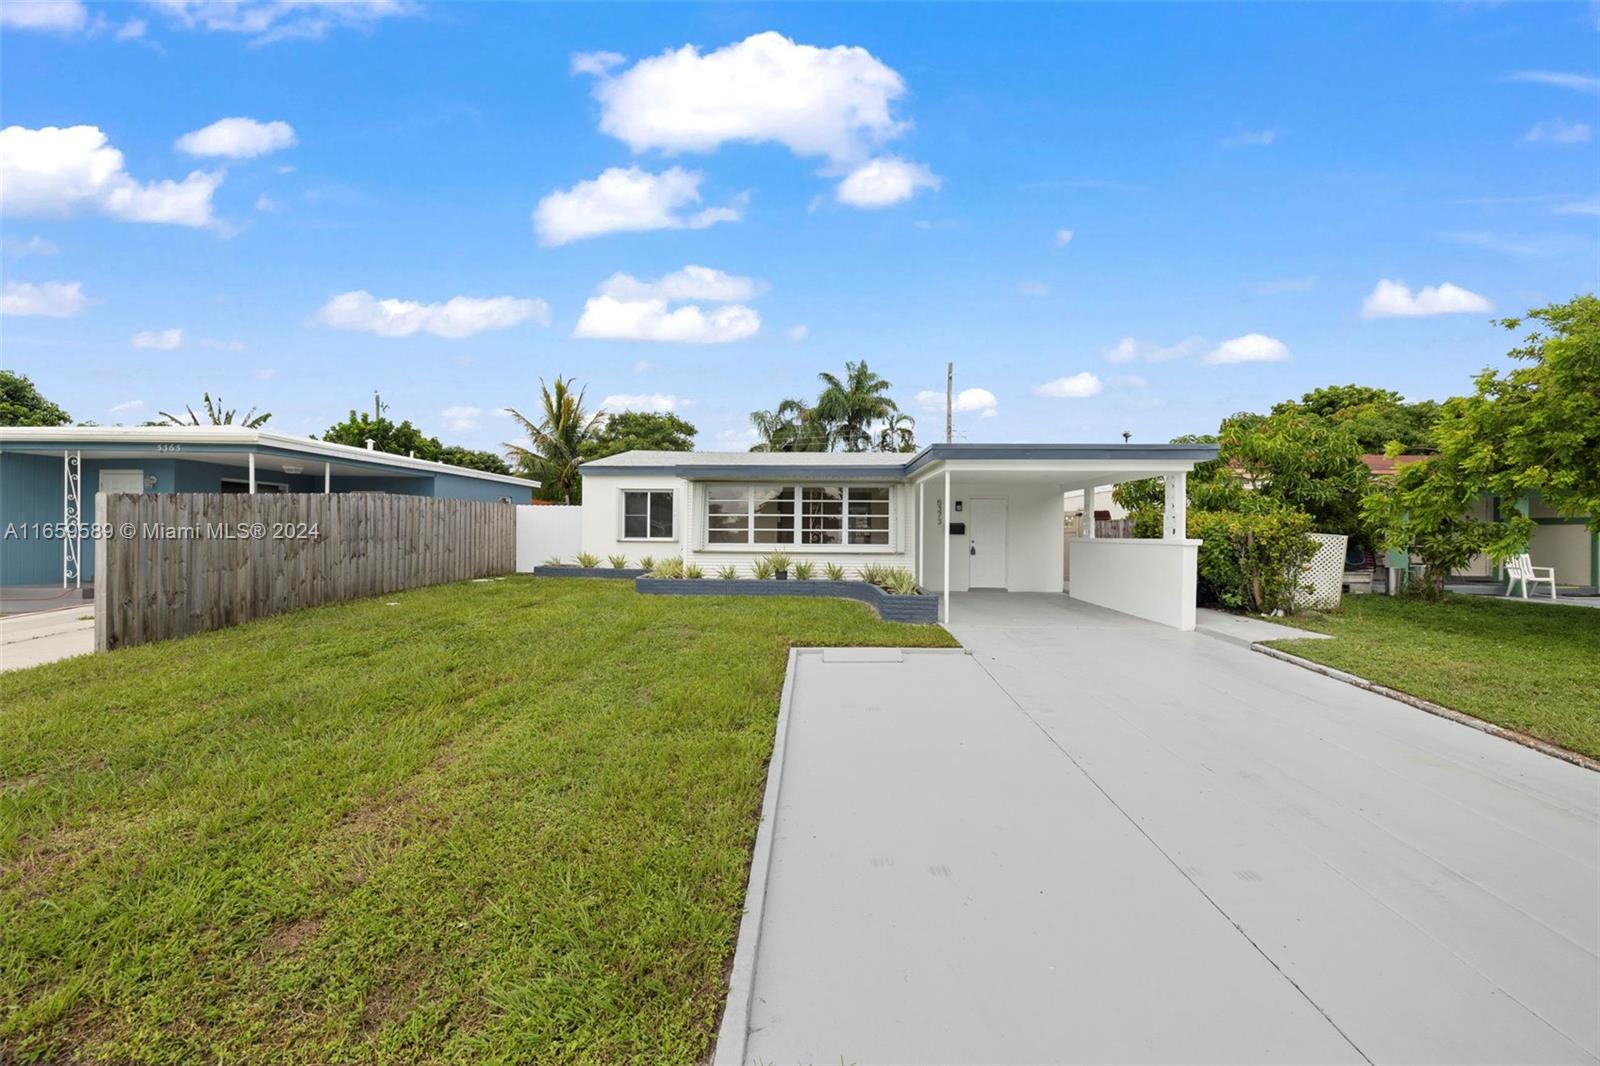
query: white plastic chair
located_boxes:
[1504,553,1557,600]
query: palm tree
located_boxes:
[158,393,270,428]
[749,397,829,452]
[814,361,898,452]
[503,377,604,504]
[877,410,917,453]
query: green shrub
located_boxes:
[858,563,890,586]
[716,564,740,580]
[752,557,776,579]
[575,552,600,569]
[607,554,628,569]
[1189,507,1317,614]
[543,555,564,567]
[884,568,920,595]
[650,557,684,579]
[637,555,656,572]
[683,563,704,579]
[824,562,846,581]
[792,560,815,580]
[765,551,791,573]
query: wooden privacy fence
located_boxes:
[95,492,516,651]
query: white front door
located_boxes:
[99,469,145,495]
[968,498,1008,588]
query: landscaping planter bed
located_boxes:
[533,566,647,579]
[636,577,941,624]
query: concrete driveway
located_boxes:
[0,605,95,671]
[734,593,1599,1065]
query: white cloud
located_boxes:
[1361,279,1492,319]
[0,0,87,31]
[533,166,741,245]
[587,30,909,162]
[1219,129,1279,148]
[1,235,59,259]
[1252,276,1316,295]
[574,296,760,344]
[115,18,147,40]
[1102,336,1204,364]
[598,264,761,303]
[1032,372,1103,399]
[1554,196,1600,217]
[917,387,998,417]
[0,125,221,227]
[716,426,758,450]
[1503,71,1600,94]
[599,392,682,413]
[109,399,145,414]
[570,50,625,76]
[835,157,940,208]
[1114,374,1149,389]
[176,117,297,158]
[315,290,551,339]
[1054,228,1074,247]
[440,405,482,431]
[131,327,184,350]
[255,194,280,212]
[254,368,277,380]
[1523,118,1591,144]
[200,337,248,352]
[147,0,417,44]
[1,280,87,317]
[631,360,661,373]
[786,324,809,342]
[1018,280,1051,297]
[1203,333,1290,365]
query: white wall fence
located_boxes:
[1066,537,1199,631]
[515,504,582,571]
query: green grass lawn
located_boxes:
[0,577,956,1064]
[1265,594,1600,758]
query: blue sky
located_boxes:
[2,2,1597,452]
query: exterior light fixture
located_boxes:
[281,463,304,475]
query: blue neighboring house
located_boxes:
[0,426,535,587]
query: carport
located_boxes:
[905,444,1213,630]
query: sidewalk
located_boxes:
[0,606,96,671]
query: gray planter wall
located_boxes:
[533,566,647,579]
[635,577,941,624]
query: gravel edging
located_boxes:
[1253,643,1599,773]
[636,577,940,624]
[531,566,647,579]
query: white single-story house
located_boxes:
[579,442,1220,629]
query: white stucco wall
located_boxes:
[516,504,582,570]
[918,481,1065,594]
[580,474,686,566]
[1065,538,1199,630]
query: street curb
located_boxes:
[1253,644,1599,774]
[710,646,801,1066]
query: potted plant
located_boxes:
[766,551,792,580]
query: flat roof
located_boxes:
[581,442,1220,479]
[0,426,537,488]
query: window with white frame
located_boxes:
[706,484,891,547]
[622,490,675,540]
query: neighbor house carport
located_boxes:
[904,444,1213,630]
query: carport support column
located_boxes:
[916,481,925,587]
[941,468,951,624]
[1163,472,1187,540]
[324,462,331,494]
[248,452,256,495]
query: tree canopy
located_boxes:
[748,361,913,452]
[0,370,70,427]
[321,412,442,460]
[437,445,510,475]
[581,411,697,462]
[503,377,603,504]
[159,394,270,428]
[1276,384,1439,454]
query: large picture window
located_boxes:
[706,484,891,547]
[622,490,675,540]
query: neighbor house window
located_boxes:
[706,484,891,547]
[622,490,674,540]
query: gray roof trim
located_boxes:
[583,463,907,480]
[901,442,1220,475]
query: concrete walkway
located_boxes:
[736,593,1599,1065]
[0,605,95,671]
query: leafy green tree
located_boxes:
[503,377,603,504]
[160,393,270,428]
[1221,407,1368,537]
[749,398,828,452]
[814,361,900,452]
[437,445,510,475]
[877,410,918,453]
[1362,451,1534,602]
[0,370,70,426]
[581,411,697,461]
[1277,384,1438,454]
[1439,295,1599,530]
[320,412,441,460]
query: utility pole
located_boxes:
[945,362,953,444]
[373,391,388,420]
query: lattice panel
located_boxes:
[1297,533,1348,610]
